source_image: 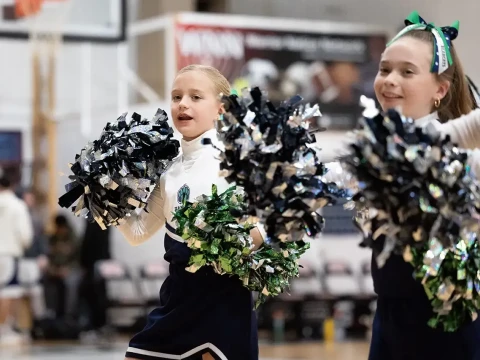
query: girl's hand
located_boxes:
[250,227,265,251]
[37,255,49,272]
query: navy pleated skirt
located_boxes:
[125,223,258,360]
[368,296,480,360]
[369,248,480,360]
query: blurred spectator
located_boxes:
[78,220,112,343]
[22,190,48,268]
[18,189,49,329]
[44,214,81,321]
[0,175,33,345]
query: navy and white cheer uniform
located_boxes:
[119,128,259,360]
[325,110,480,360]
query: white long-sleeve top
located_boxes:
[439,109,480,150]
[323,109,480,184]
[117,128,238,246]
[0,190,33,257]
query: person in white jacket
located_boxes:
[0,175,33,345]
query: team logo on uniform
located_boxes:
[177,184,190,205]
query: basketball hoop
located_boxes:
[15,0,43,18]
[12,0,72,48]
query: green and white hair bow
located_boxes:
[387,11,459,74]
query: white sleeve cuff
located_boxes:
[256,222,267,240]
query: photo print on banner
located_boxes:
[175,20,387,131]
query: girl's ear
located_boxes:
[219,102,225,115]
[436,79,451,100]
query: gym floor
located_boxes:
[0,340,371,359]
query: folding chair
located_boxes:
[138,259,168,310]
[94,259,146,328]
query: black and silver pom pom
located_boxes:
[58,109,180,229]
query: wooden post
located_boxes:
[30,39,58,234]
[46,44,57,234]
[31,50,43,202]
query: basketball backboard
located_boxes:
[0,0,126,43]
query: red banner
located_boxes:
[174,22,386,130]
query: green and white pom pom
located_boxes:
[172,184,310,307]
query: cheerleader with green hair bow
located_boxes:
[356,10,480,360]
[313,9,480,360]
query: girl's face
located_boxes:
[374,36,449,120]
[170,70,223,141]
